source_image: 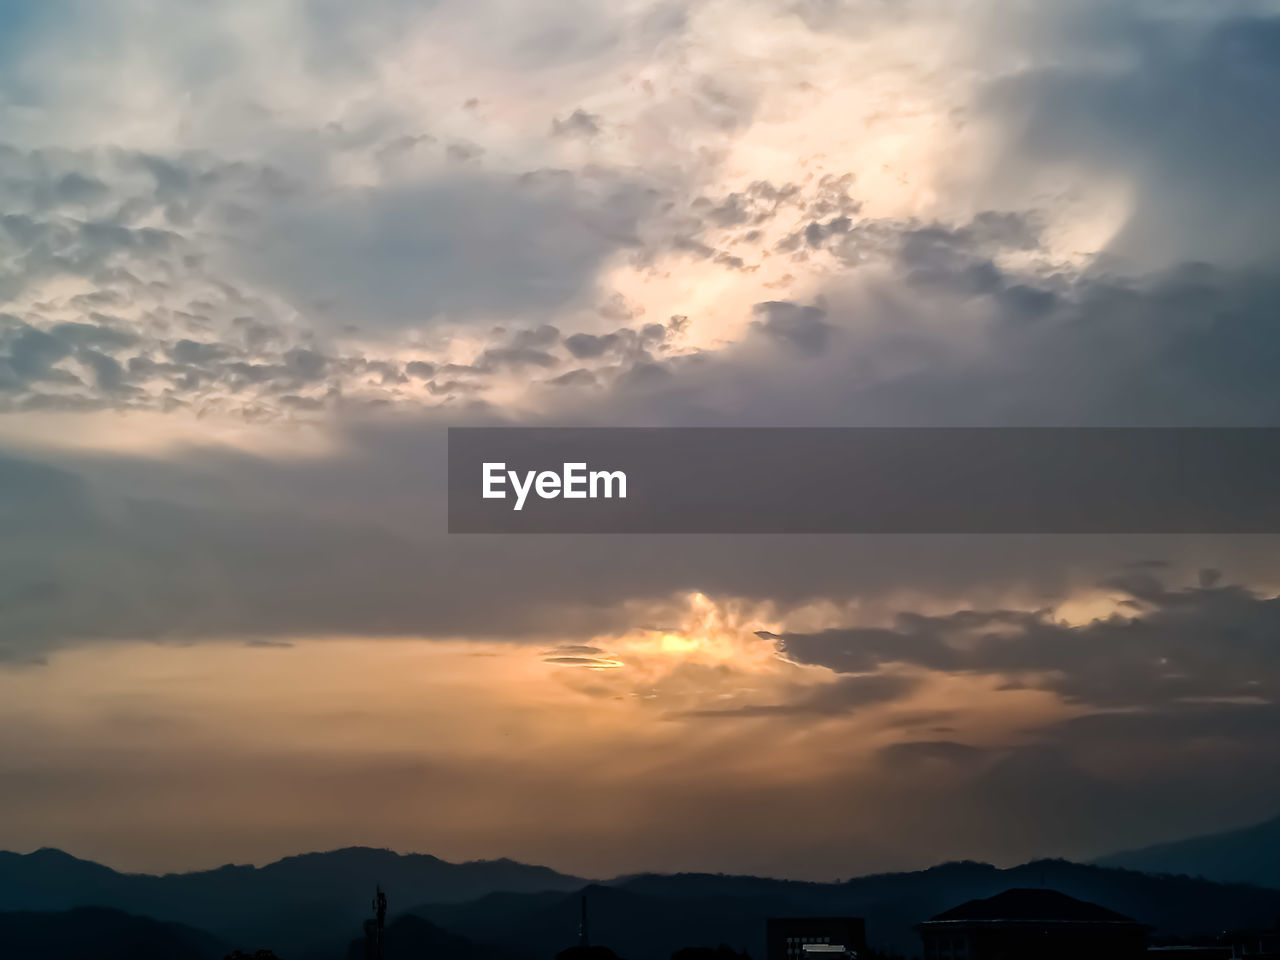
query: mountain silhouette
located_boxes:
[0,905,227,960]
[345,913,525,960]
[0,846,585,958]
[5,849,1280,959]
[414,883,802,960]
[412,860,1280,958]
[1097,813,1280,888]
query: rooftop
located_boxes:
[926,889,1138,925]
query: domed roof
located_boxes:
[928,889,1138,924]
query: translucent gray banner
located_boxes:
[447,428,1280,533]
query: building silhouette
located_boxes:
[766,917,866,960]
[918,888,1149,960]
[1147,927,1280,959]
[1218,926,1280,958]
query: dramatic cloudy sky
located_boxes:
[2,0,1280,879]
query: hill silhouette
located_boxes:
[0,905,227,960]
[345,913,524,960]
[414,883,801,960]
[4,849,1280,958]
[411,860,1280,958]
[0,846,585,958]
[1097,813,1280,888]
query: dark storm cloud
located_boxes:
[0,4,1278,677]
[0,140,686,416]
[563,322,668,361]
[749,301,833,357]
[771,575,1280,711]
[516,8,1280,431]
[550,227,1280,428]
[472,345,558,373]
[884,212,1042,296]
[5,213,1280,651]
[982,10,1280,269]
[0,312,359,413]
[564,333,613,359]
[663,175,858,273]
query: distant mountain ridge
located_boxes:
[413,859,1280,958]
[4,846,1280,959]
[345,914,526,960]
[0,846,586,958]
[0,906,227,960]
[1097,813,1280,889]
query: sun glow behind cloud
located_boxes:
[0,0,1143,434]
[3,0,1280,882]
[0,584,1093,877]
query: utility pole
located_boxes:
[579,893,590,949]
[372,885,388,960]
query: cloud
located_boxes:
[563,323,668,361]
[537,236,1280,429]
[980,9,1280,270]
[877,740,989,768]
[548,368,597,388]
[11,6,1277,426]
[543,655,624,668]
[684,673,918,718]
[771,574,1280,711]
[220,168,660,331]
[551,109,602,138]
[749,301,833,357]
[1,0,1280,874]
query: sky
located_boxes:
[2,0,1280,880]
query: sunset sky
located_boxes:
[2,0,1280,880]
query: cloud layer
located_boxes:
[1,0,1280,875]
